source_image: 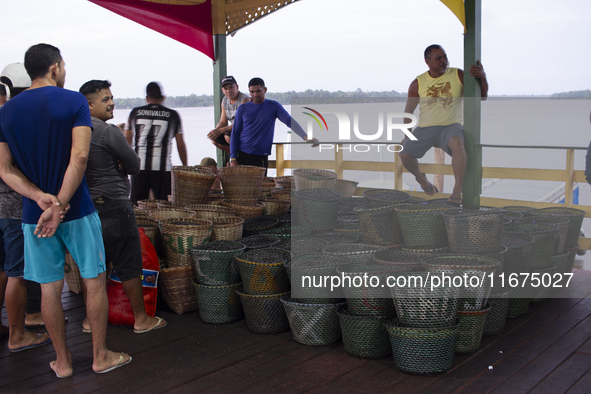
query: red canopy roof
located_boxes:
[89,0,214,59]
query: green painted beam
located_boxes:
[213,34,229,168]
[463,0,482,206]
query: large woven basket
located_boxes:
[235,248,291,295]
[295,188,342,230]
[517,216,569,255]
[236,288,291,334]
[505,222,558,269]
[285,253,349,303]
[160,265,199,315]
[354,204,405,246]
[210,216,244,241]
[443,208,504,254]
[190,240,246,285]
[396,205,450,248]
[337,307,391,358]
[483,289,511,336]
[222,201,265,219]
[239,234,282,250]
[281,297,344,346]
[293,168,337,191]
[390,272,460,328]
[219,165,266,205]
[455,305,491,353]
[193,280,243,324]
[171,166,216,207]
[159,218,212,267]
[64,251,82,294]
[149,208,196,222]
[362,189,411,206]
[334,179,359,198]
[386,320,459,375]
[532,207,585,248]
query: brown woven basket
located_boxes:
[261,198,291,215]
[218,165,266,205]
[293,169,337,191]
[186,204,237,220]
[271,190,291,202]
[159,265,199,315]
[137,199,169,211]
[136,215,160,248]
[223,201,265,219]
[211,216,245,241]
[274,176,293,190]
[159,218,213,267]
[334,179,359,198]
[64,251,82,294]
[156,201,172,208]
[149,208,197,221]
[171,166,217,207]
[262,177,277,189]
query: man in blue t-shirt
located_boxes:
[0,44,131,378]
[229,77,317,171]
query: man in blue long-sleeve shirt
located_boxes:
[229,77,316,171]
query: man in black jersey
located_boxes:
[126,82,187,204]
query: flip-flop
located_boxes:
[9,334,51,353]
[50,361,73,379]
[421,182,439,196]
[134,316,167,334]
[95,352,132,374]
[448,197,463,206]
[82,327,91,334]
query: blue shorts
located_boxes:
[22,211,106,284]
[0,218,25,278]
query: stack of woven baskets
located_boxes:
[219,165,267,219]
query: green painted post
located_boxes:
[213,34,229,167]
[463,0,482,206]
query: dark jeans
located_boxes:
[236,150,268,176]
[130,170,172,204]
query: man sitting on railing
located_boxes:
[399,44,488,204]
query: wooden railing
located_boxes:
[269,142,591,250]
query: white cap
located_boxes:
[1,63,31,89]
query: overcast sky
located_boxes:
[3,0,590,98]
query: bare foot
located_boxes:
[93,351,132,373]
[24,312,44,326]
[8,332,50,351]
[82,318,91,333]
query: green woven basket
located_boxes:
[290,237,329,255]
[336,264,395,316]
[386,319,459,375]
[333,222,363,238]
[372,249,425,273]
[507,295,530,318]
[529,265,556,304]
[193,280,243,324]
[482,289,511,336]
[190,241,245,285]
[362,189,410,206]
[316,231,359,245]
[281,296,345,346]
[285,253,349,303]
[353,204,406,246]
[238,234,282,250]
[455,305,491,354]
[502,205,535,217]
[396,205,450,248]
[242,217,280,237]
[295,188,342,230]
[235,248,291,295]
[323,243,389,265]
[390,272,460,328]
[532,207,585,249]
[236,288,291,334]
[517,216,569,255]
[504,222,558,269]
[337,306,391,358]
[565,243,579,273]
[443,208,504,254]
[502,233,535,277]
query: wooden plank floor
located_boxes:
[1,269,591,394]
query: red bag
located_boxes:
[107,227,160,325]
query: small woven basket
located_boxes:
[293,168,337,191]
[222,201,265,219]
[385,319,459,375]
[219,165,266,205]
[334,179,359,198]
[159,218,212,267]
[337,307,391,358]
[455,305,491,353]
[160,265,199,315]
[171,166,216,207]
[64,251,82,294]
[396,205,450,248]
[532,207,585,248]
[295,188,342,230]
[354,204,405,246]
[235,248,291,294]
[236,288,291,334]
[190,240,246,285]
[210,216,244,241]
[193,280,243,324]
[281,297,345,346]
[239,234,282,250]
[362,189,411,206]
[443,208,504,254]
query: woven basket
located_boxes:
[186,204,236,220]
[337,307,391,358]
[372,249,427,273]
[190,241,246,285]
[136,215,160,248]
[483,289,511,336]
[502,233,535,277]
[443,208,504,254]
[260,226,311,241]
[293,169,337,191]
[532,207,585,248]
[290,238,329,255]
[354,204,405,246]
[529,265,555,303]
[316,232,359,245]
[159,218,212,267]
[337,211,360,225]
[235,248,291,294]
[455,305,491,353]
[502,205,536,217]
[336,264,396,316]
[323,243,389,265]
[222,201,265,219]
[239,234,282,250]
[295,188,342,230]
[192,280,243,324]
[500,211,523,225]
[210,216,244,241]
[396,205,450,248]
[517,216,569,255]
[157,201,173,208]
[149,208,197,222]
[236,288,291,334]
[64,251,82,294]
[160,265,199,315]
[401,246,449,254]
[242,217,280,237]
[334,179,359,198]
[285,253,349,303]
[270,189,291,202]
[333,223,363,238]
[261,198,291,216]
[281,297,344,346]
[505,222,558,269]
[565,243,579,273]
[507,296,530,318]
[390,272,460,328]
[171,166,216,207]
[386,320,458,375]
[219,165,266,205]
[274,176,293,190]
[362,189,411,206]
[137,199,168,211]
